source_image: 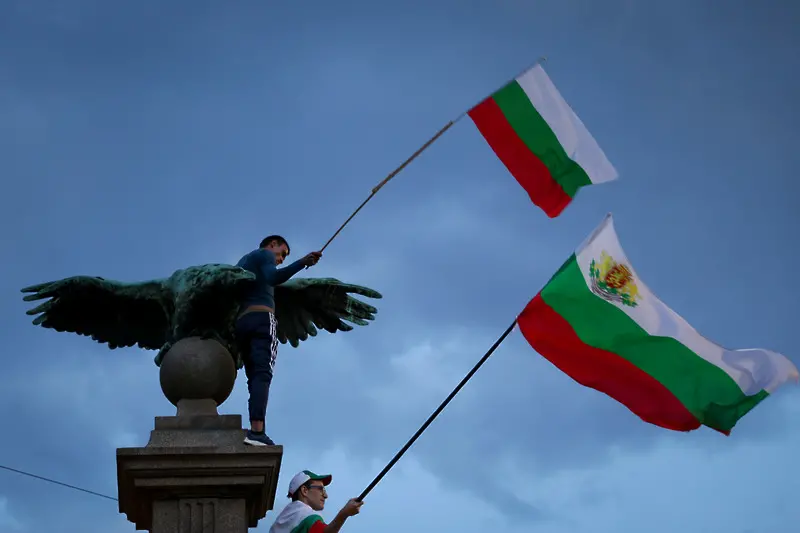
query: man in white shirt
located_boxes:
[269,470,363,533]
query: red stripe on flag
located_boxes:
[468,98,573,218]
[517,294,701,432]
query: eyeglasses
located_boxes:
[307,484,327,494]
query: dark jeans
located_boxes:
[235,311,278,423]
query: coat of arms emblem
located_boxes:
[588,251,640,308]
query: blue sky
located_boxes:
[1,1,799,532]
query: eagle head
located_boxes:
[205,265,256,295]
[210,264,255,286]
[166,264,255,296]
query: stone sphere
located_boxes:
[159,337,237,407]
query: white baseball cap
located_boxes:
[287,470,332,498]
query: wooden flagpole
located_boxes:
[314,56,548,255]
[317,120,456,253]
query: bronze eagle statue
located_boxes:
[20,263,382,368]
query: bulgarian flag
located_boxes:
[517,214,798,433]
[468,63,617,218]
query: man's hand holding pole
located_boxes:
[302,251,323,268]
[323,499,363,533]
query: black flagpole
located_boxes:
[357,319,518,501]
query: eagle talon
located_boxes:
[154,343,172,367]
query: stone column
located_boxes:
[117,337,282,532]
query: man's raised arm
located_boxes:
[323,499,363,533]
[257,249,322,286]
[256,249,305,286]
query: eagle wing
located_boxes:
[273,277,382,347]
[21,275,172,351]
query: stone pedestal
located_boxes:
[116,337,283,532]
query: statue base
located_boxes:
[116,413,283,532]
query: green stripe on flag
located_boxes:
[492,82,593,198]
[539,256,768,431]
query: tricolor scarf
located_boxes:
[269,501,326,533]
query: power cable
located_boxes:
[0,463,117,501]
